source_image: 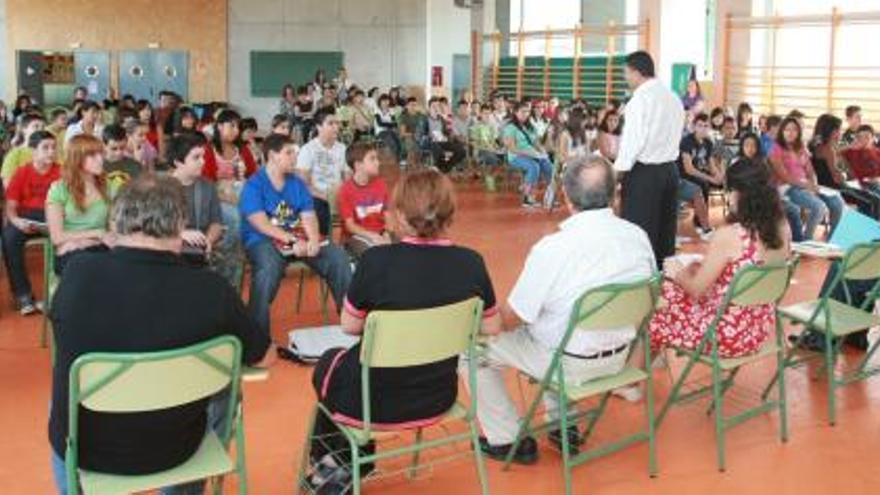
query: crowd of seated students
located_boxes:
[4,69,880,493]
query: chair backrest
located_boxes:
[841,242,880,281]
[571,276,659,333]
[360,297,483,368]
[70,336,241,413]
[726,261,794,307]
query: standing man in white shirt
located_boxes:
[296,109,348,238]
[465,155,655,465]
[615,51,685,267]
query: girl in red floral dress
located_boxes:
[650,159,791,358]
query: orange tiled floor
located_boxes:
[0,178,878,495]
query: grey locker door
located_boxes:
[16,50,44,105]
[152,51,189,102]
[119,51,156,102]
[452,53,472,103]
[74,51,111,101]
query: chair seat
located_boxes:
[696,340,779,371]
[79,431,233,495]
[339,402,469,445]
[544,365,648,401]
[780,299,880,336]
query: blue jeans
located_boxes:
[52,389,231,494]
[509,155,553,187]
[782,198,805,243]
[785,186,843,240]
[246,239,352,336]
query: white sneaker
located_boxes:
[611,385,643,403]
[696,226,714,242]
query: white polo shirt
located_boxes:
[507,208,656,355]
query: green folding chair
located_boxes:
[296,297,489,495]
[763,241,880,426]
[21,236,54,348]
[41,239,56,348]
[503,276,660,495]
[655,260,795,472]
[65,335,249,495]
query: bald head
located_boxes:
[562,155,615,211]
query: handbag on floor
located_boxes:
[286,325,359,364]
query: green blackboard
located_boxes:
[250,51,344,97]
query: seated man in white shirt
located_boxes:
[466,155,656,464]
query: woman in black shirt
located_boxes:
[810,113,880,218]
[306,168,502,487]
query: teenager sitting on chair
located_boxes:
[467,155,655,465]
[307,168,500,490]
[2,130,59,315]
[337,142,392,259]
[241,133,352,338]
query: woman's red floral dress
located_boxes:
[649,225,775,358]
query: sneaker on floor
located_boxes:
[33,300,45,313]
[547,426,583,454]
[611,385,643,403]
[478,436,538,465]
[17,296,38,316]
[521,196,540,208]
[696,226,714,242]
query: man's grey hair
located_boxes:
[562,155,616,211]
[111,175,186,238]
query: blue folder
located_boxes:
[828,208,880,251]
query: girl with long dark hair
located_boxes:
[502,101,553,208]
[650,160,790,358]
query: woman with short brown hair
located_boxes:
[304,168,501,490]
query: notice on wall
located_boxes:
[432,66,443,87]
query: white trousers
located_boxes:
[461,327,628,445]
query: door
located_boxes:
[74,51,111,101]
[452,54,472,103]
[153,51,189,102]
[17,50,45,104]
[119,51,156,102]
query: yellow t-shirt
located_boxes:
[1,146,34,184]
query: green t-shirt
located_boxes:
[502,123,539,161]
[46,181,111,232]
[1,146,34,183]
[470,123,499,152]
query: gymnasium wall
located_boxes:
[0,0,7,101]
[3,0,227,104]
[228,0,428,123]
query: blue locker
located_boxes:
[153,51,189,102]
[74,51,111,101]
[119,51,156,102]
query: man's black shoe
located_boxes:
[478,436,538,465]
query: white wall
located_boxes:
[228,0,427,124]
[0,0,7,101]
[426,0,471,98]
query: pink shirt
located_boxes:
[769,143,809,183]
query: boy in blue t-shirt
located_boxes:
[239,133,352,336]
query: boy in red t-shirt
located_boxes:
[842,124,880,197]
[2,130,61,314]
[337,141,391,258]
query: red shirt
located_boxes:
[337,177,388,237]
[5,162,61,213]
[842,147,880,181]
